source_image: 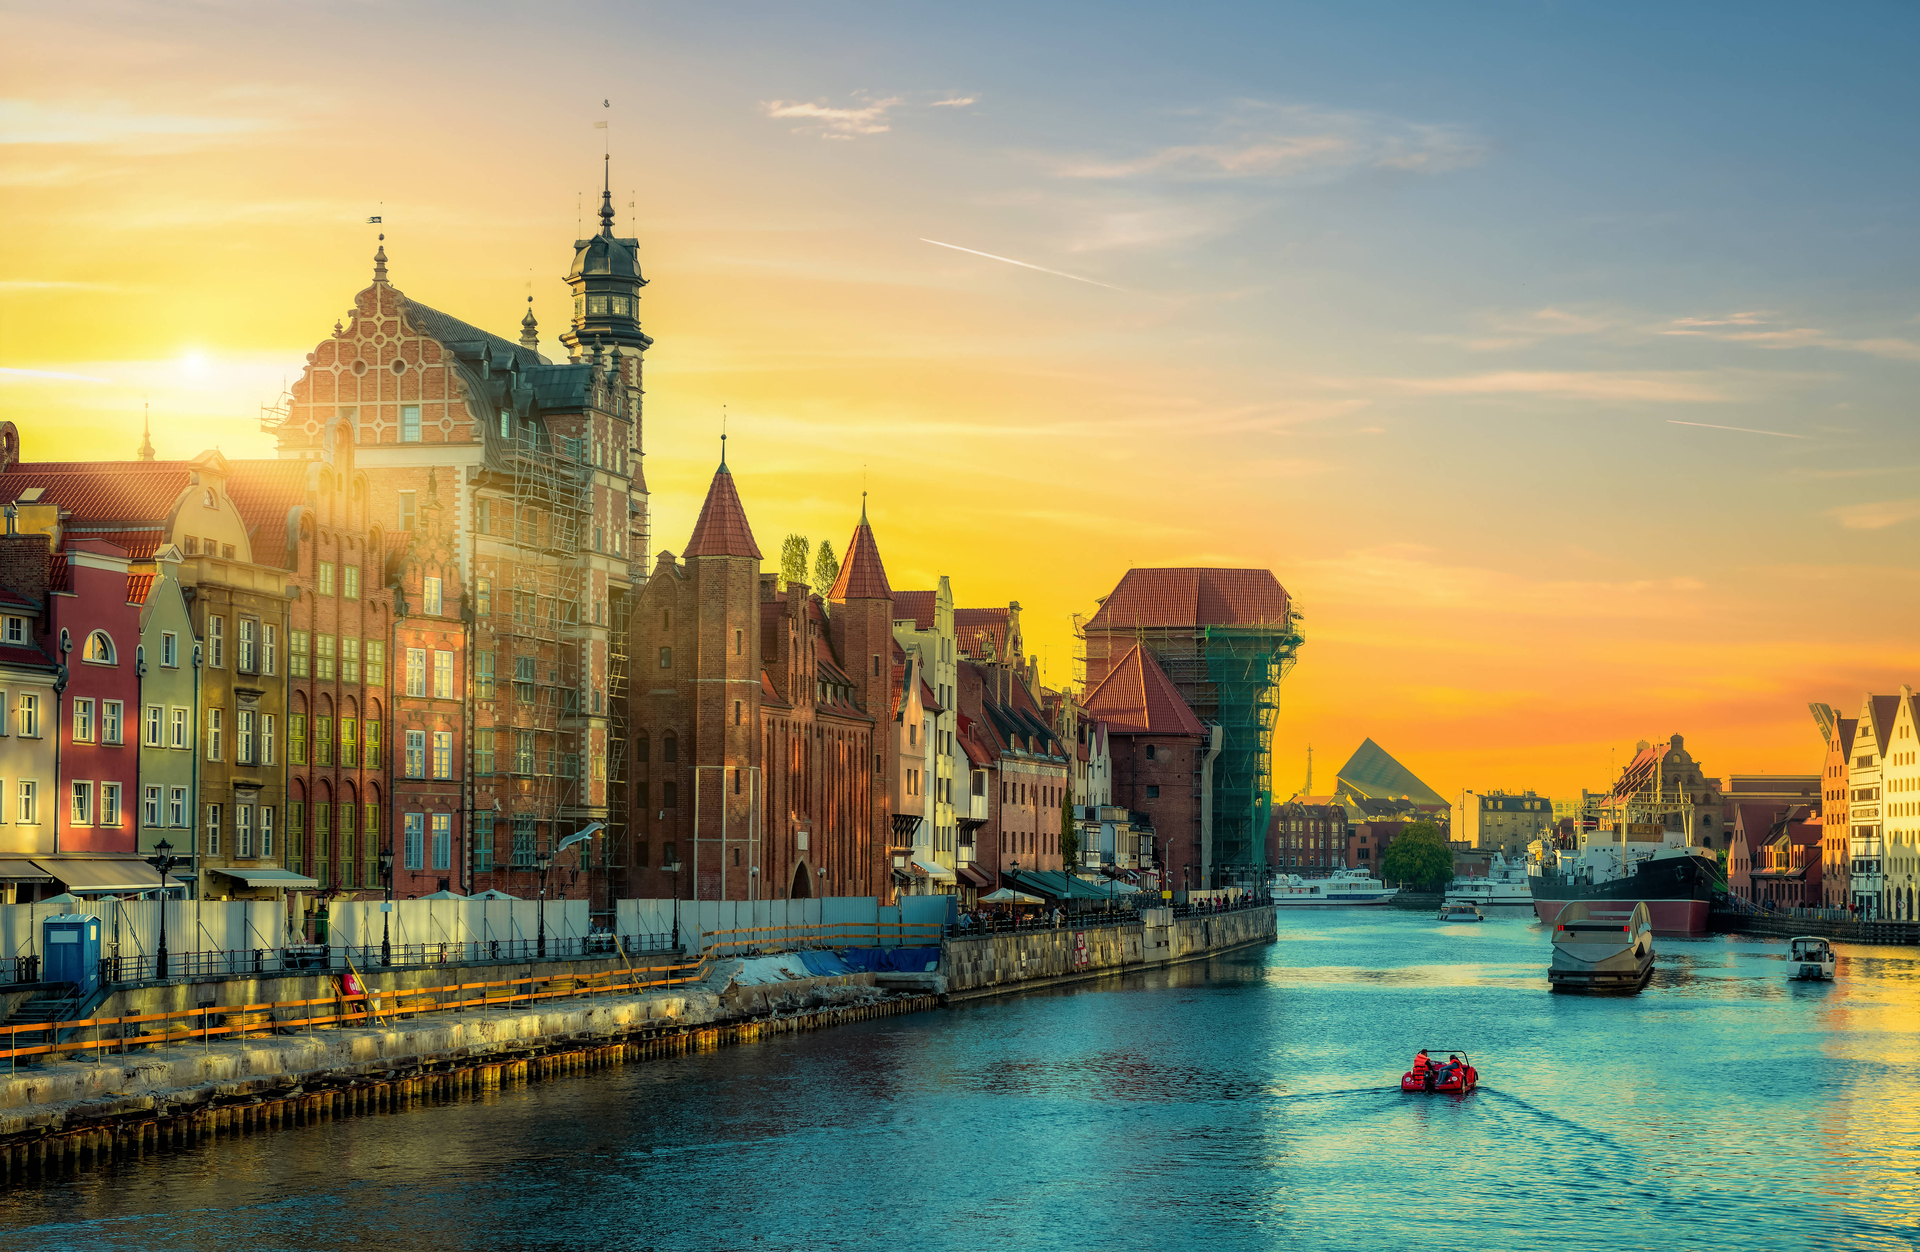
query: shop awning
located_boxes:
[912,857,956,884]
[956,865,994,889]
[0,858,51,883]
[212,867,321,889]
[1004,869,1119,901]
[31,857,166,893]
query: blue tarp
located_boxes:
[797,950,855,976]
[839,947,942,973]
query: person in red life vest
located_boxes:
[1411,1049,1432,1076]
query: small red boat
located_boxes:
[1400,1050,1477,1094]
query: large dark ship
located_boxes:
[1530,846,1716,935]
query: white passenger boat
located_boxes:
[1788,936,1836,982]
[1444,853,1534,909]
[1271,868,1400,907]
[1548,900,1654,994]
[1438,902,1484,922]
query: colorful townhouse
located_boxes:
[134,548,198,861]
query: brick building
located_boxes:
[627,460,890,902]
[1082,643,1213,891]
[1270,796,1349,874]
[956,656,1070,886]
[266,199,650,908]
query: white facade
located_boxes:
[1881,687,1917,921]
[1848,693,1889,916]
[892,576,959,879]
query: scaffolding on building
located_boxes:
[488,422,594,866]
[1076,608,1304,887]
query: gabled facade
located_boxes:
[1846,693,1899,916]
[958,656,1071,885]
[1082,643,1214,891]
[388,475,468,898]
[892,580,959,877]
[1816,712,1859,911]
[1880,687,1917,921]
[1594,735,1725,850]
[51,540,142,855]
[134,549,196,859]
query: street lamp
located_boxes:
[146,839,177,980]
[662,859,683,950]
[534,847,554,959]
[378,844,395,966]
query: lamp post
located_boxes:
[146,839,177,980]
[535,848,554,959]
[662,859,682,950]
[378,844,395,966]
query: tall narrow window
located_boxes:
[290,630,310,678]
[432,731,452,779]
[204,803,222,856]
[208,617,224,668]
[316,715,332,767]
[431,812,451,870]
[478,499,492,535]
[290,713,307,765]
[407,649,426,697]
[238,708,256,764]
[72,698,94,743]
[17,694,36,738]
[170,707,187,749]
[365,720,381,770]
[366,641,385,685]
[404,812,424,869]
[476,577,491,616]
[144,786,162,827]
[339,718,357,769]
[401,404,422,442]
[289,801,304,869]
[263,713,276,765]
[17,781,36,824]
[162,631,178,667]
[433,650,454,698]
[101,782,121,826]
[477,651,495,699]
[405,730,425,778]
[239,619,258,671]
[260,807,274,859]
[398,491,417,531]
[515,730,534,774]
[264,624,278,675]
[343,565,361,599]
[423,576,443,616]
[316,634,336,680]
[237,804,254,858]
[206,708,224,760]
[341,636,361,683]
[319,561,336,597]
[473,812,494,871]
[168,787,185,827]
[475,727,495,774]
[71,781,93,825]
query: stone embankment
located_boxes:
[1709,910,1919,947]
[942,905,1275,1000]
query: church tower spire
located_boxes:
[561,155,653,358]
[137,400,155,462]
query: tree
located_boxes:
[780,534,810,589]
[1060,790,1080,868]
[813,538,839,592]
[1379,820,1455,888]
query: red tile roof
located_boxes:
[0,462,195,524]
[125,573,155,605]
[892,590,936,630]
[684,464,762,560]
[226,459,314,570]
[1084,567,1291,631]
[828,512,892,601]
[921,680,944,715]
[1082,644,1207,736]
[955,607,1014,660]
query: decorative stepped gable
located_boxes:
[1083,643,1207,736]
[683,457,761,560]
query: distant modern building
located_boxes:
[1331,738,1450,827]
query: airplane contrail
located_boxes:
[920,238,1123,291]
[1666,419,1806,439]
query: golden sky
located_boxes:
[5,3,1918,802]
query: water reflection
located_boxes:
[0,914,1913,1252]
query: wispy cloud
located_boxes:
[1380,371,1728,403]
[761,91,976,140]
[920,238,1123,290]
[1828,499,1920,530]
[0,366,112,383]
[1055,103,1487,183]
[1658,311,1920,363]
[0,98,276,147]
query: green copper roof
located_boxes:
[1334,738,1448,807]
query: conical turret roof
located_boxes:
[829,503,892,601]
[684,461,761,560]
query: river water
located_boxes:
[1,910,1914,1252]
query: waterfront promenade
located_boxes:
[0,907,1909,1252]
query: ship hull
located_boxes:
[1531,855,1714,936]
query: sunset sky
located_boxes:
[4,2,1917,803]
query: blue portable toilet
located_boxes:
[42,914,102,997]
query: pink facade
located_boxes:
[53,541,142,854]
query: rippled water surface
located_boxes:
[2,910,1915,1251]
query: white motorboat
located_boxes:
[1548,900,1654,994]
[1271,868,1400,907]
[1788,936,1836,982]
[1444,853,1535,909]
[1438,902,1484,922]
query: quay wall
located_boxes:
[943,906,1275,1000]
[1709,910,1919,947]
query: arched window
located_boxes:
[637,736,649,763]
[83,631,116,664]
[664,734,678,763]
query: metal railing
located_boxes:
[1,952,716,1067]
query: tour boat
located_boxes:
[1444,853,1535,909]
[1437,902,1484,922]
[1400,1050,1478,1094]
[1271,868,1400,907]
[1788,936,1836,982]
[1531,842,1716,935]
[1548,900,1654,994]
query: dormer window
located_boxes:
[3,617,23,644]
[203,489,216,509]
